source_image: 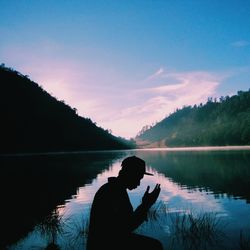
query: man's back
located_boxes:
[87,177,134,249]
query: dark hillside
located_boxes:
[0,64,133,153]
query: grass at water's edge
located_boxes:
[9,202,250,250]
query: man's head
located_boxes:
[118,156,153,190]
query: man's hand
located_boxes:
[142,184,161,209]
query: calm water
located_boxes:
[1,147,250,250]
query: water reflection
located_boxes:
[134,149,250,202]
[0,151,125,249]
[3,149,250,250]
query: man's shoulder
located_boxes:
[94,177,123,198]
[97,177,117,192]
[97,181,112,194]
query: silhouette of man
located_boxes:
[87,156,163,250]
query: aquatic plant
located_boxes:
[166,209,226,250]
[139,202,225,250]
[36,209,66,250]
[63,214,89,249]
[239,230,250,250]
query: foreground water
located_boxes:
[1,147,250,250]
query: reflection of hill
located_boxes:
[0,152,124,248]
[0,64,134,153]
[136,150,250,202]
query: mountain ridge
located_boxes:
[136,90,250,147]
[0,64,134,153]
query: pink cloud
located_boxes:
[99,69,225,138]
[1,43,232,138]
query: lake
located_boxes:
[1,147,250,250]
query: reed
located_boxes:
[141,202,225,250]
[64,214,89,246]
[168,211,225,249]
[36,209,66,250]
[239,230,250,250]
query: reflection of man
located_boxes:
[87,156,163,250]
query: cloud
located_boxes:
[0,43,232,139]
[25,65,226,139]
[99,69,225,138]
[104,71,222,136]
[147,67,165,80]
[1,41,130,120]
[231,40,250,47]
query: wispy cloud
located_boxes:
[231,40,250,47]
[0,43,235,139]
[99,69,227,138]
[147,67,165,80]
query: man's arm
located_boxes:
[129,184,161,231]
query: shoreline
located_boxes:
[1,145,250,157]
[135,145,250,151]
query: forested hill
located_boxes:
[0,65,134,153]
[136,90,250,147]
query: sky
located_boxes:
[1,0,250,138]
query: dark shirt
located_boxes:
[87,177,149,249]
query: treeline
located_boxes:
[137,90,250,147]
[0,64,134,153]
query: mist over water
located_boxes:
[2,147,250,250]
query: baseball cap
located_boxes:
[121,156,153,176]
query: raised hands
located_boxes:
[142,184,161,209]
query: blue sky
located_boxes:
[1,0,250,138]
